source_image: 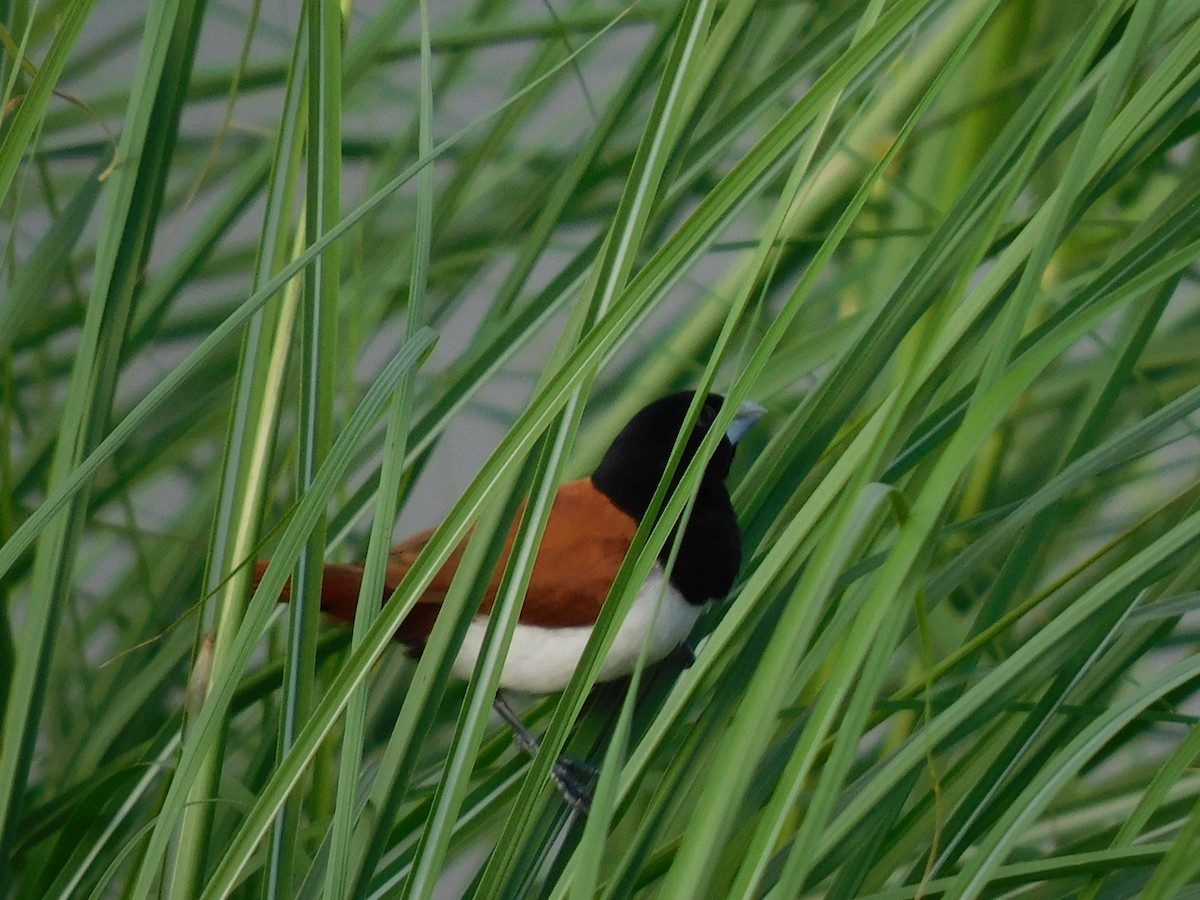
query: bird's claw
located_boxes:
[495,693,596,813]
[507,730,594,812]
[555,755,599,779]
[552,760,594,814]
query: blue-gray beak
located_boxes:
[726,400,766,445]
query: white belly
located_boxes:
[450,566,701,695]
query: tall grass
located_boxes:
[3,0,1200,896]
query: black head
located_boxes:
[590,391,764,604]
[592,392,737,520]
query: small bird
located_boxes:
[256,391,763,808]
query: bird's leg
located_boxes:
[493,692,596,813]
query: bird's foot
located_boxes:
[552,759,594,814]
[494,692,596,814]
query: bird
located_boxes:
[255,390,764,810]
